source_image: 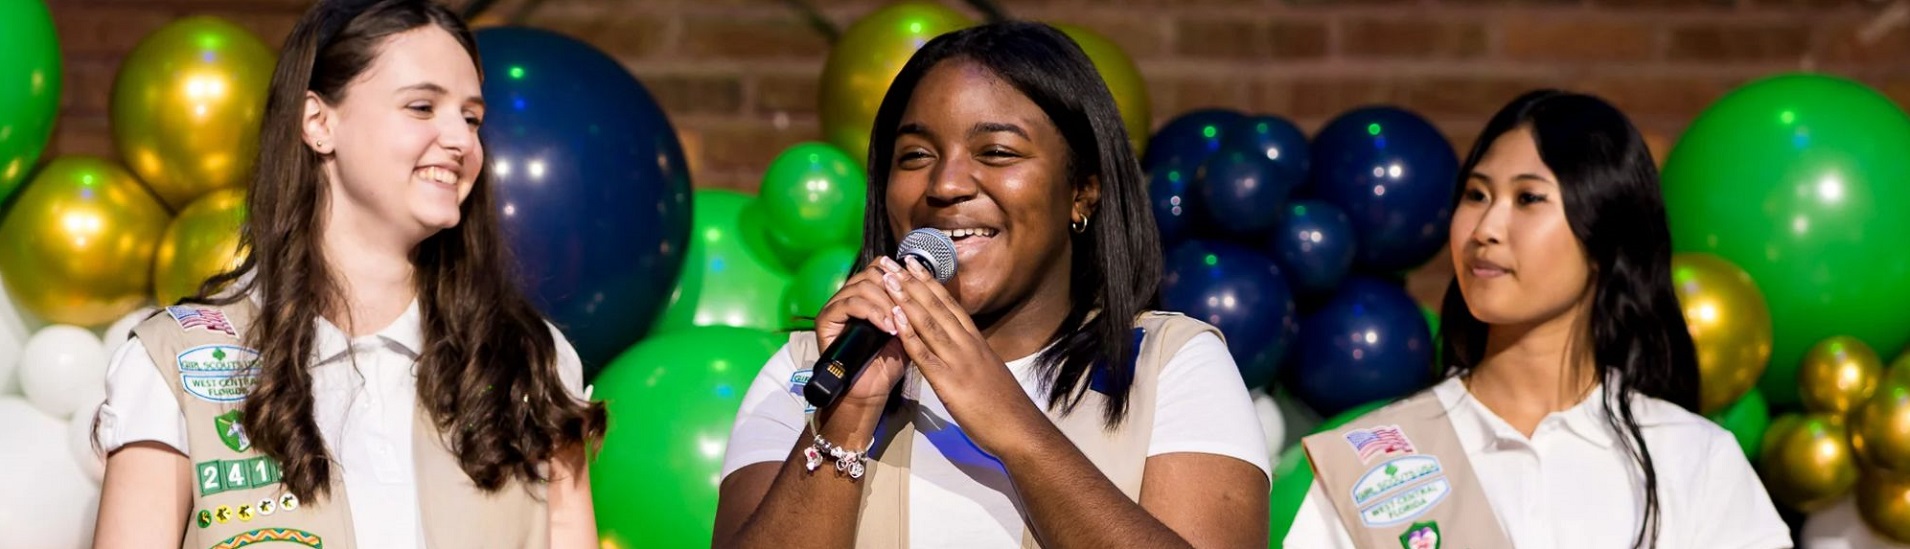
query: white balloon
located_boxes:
[19,326,108,420]
[68,395,107,484]
[100,307,155,360]
[1252,390,1286,458]
[1804,496,1910,549]
[0,397,100,549]
[0,272,30,397]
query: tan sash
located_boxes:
[133,300,550,548]
[785,312,1221,548]
[1301,392,1513,549]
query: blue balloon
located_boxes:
[1267,200,1357,297]
[476,27,693,376]
[1148,160,1199,247]
[1160,240,1298,390]
[1222,115,1310,177]
[1309,107,1458,272]
[1143,109,1246,172]
[1290,277,1435,416]
[1196,148,1299,239]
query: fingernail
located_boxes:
[893,306,909,330]
[907,258,929,276]
[883,273,902,293]
[879,256,901,273]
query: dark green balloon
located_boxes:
[1709,387,1772,462]
[782,246,857,331]
[758,142,867,270]
[589,326,785,549]
[1662,73,1910,407]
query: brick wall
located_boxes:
[46,0,1910,193]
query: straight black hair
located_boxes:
[1439,89,1701,548]
[859,21,1160,426]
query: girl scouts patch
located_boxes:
[216,410,252,452]
[1360,477,1450,527]
[177,345,261,403]
[1353,455,1443,506]
[1400,521,1440,549]
[210,528,322,549]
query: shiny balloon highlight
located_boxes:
[0,156,170,327]
[1671,252,1773,414]
[110,16,274,210]
[153,188,246,305]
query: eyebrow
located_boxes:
[1468,172,1553,184]
[894,121,1031,141]
[397,82,485,108]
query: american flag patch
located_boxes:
[1344,424,1415,463]
[167,306,237,337]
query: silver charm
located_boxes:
[848,460,866,479]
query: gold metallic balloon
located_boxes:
[1672,253,1774,414]
[0,156,171,327]
[153,187,246,305]
[1053,23,1151,156]
[1799,335,1883,416]
[1851,354,1910,474]
[1855,468,1910,544]
[1759,412,1859,512]
[110,16,274,211]
[818,1,974,163]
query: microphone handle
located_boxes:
[803,319,895,410]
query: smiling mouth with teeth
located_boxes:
[419,166,458,186]
[938,228,999,239]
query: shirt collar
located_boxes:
[311,299,425,365]
[1433,374,1620,450]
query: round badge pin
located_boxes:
[257,498,277,516]
[196,510,212,528]
[279,493,300,511]
[214,505,233,523]
[237,505,254,522]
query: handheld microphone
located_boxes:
[803,228,958,410]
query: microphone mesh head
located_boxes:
[898,228,958,282]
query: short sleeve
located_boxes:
[1146,332,1273,481]
[1686,427,1792,549]
[546,322,585,402]
[95,335,190,455]
[718,342,808,480]
[1284,479,1358,548]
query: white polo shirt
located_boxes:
[93,299,584,549]
[721,331,1272,548]
[1285,376,1792,548]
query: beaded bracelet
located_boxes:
[803,415,870,479]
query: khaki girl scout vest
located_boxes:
[787,311,1221,548]
[1300,391,1514,549]
[131,300,551,549]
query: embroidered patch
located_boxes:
[1399,521,1441,549]
[256,497,277,516]
[215,409,251,452]
[788,369,815,413]
[1359,477,1450,527]
[213,505,233,524]
[237,504,254,522]
[280,493,300,511]
[197,509,213,529]
[177,345,261,403]
[195,457,282,496]
[1353,455,1443,506]
[166,306,238,337]
[1344,424,1416,464]
[210,528,322,549]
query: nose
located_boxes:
[436,114,475,160]
[1468,201,1507,247]
[925,151,979,205]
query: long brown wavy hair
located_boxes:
[192,0,605,502]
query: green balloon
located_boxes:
[0,0,61,203]
[653,190,794,333]
[1662,73,1910,407]
[1708,387,1771,462]
[782,246,858,331]
[1269,398,1393,546]
[759,142,867,270]
[589,326,785,549]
